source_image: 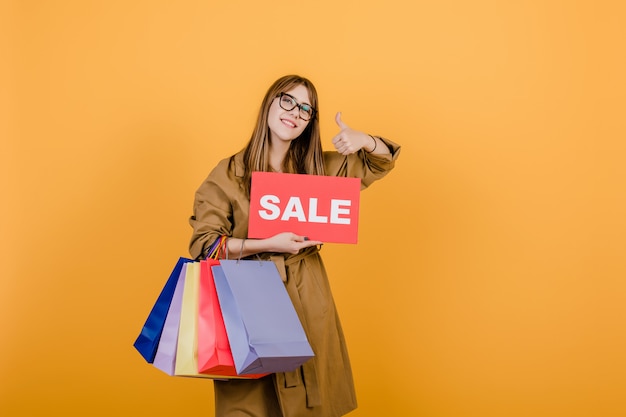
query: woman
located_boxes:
[189,75,400,417]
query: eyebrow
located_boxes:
[284,93,312,107]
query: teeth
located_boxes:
[282,119,296,128]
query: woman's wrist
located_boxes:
[239,238,246,259]
[227,237,266,259]
[366,134,378,153]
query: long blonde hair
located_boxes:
[241,75,325,196]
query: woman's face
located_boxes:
[267,84,312,144]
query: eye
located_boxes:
[281,95,296,108]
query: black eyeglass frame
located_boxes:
[276,92,317,121]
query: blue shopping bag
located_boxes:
[211,259,314,375]
[133,257,193,363]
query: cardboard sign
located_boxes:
[248,172,361,244]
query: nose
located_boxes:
[287,106,301,119]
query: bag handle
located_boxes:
[209,235,264,265]
[235,238,263,265]
[205,235,227,260]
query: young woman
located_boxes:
[189,75,401,417]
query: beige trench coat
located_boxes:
[189,139,401,417]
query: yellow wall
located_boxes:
[2,1,625,416]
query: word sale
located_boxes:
[257,195,352,225]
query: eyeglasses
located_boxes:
[276,92,316,121]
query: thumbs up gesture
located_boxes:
[332,112,374,156]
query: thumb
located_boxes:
[335,112,348,130]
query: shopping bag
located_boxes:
[148,258,254,379]
[174,261,204,376]
[197,258,234,374]
[168,236,226,375]
[152,262,187,375]
[197,259,268,378]
[212,259,315,375]
[174,261,244,379]
[133,257,193,363]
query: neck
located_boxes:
[268,138,290,173]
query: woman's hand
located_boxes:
[332,112,374,155]
[227,233,323,258]
[332,112,389,155]
[266,232,323,255]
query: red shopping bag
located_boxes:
[197,258,268,378]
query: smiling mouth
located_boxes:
[281,118,297,128]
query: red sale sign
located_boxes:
[248,172,361,244]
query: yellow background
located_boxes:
[2,1,625,416]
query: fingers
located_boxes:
[335,112,348,130]
[268,232,323,254]
[333,112,348,146]
[293,234,308,243]
[333,112,357,155]
[332,135,356,155]
[278,234,322,254]
[304,238,323,246]
[293,235,322,245]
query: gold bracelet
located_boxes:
[367,135,377,153]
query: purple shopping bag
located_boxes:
[211,260,314,375]
[152,262,188,375]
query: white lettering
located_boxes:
[281,196,307,222]
[259,195,281,220]
[308,198,328,223]
[257,195,353,224]
[330,200,351,224]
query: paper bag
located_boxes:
[133,257,192,363]
[212,259,314,375]
[152,262,187,375]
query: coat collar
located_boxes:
[233,151,245,178]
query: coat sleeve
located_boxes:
[324,137,401,189]
[188,158,236,259]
